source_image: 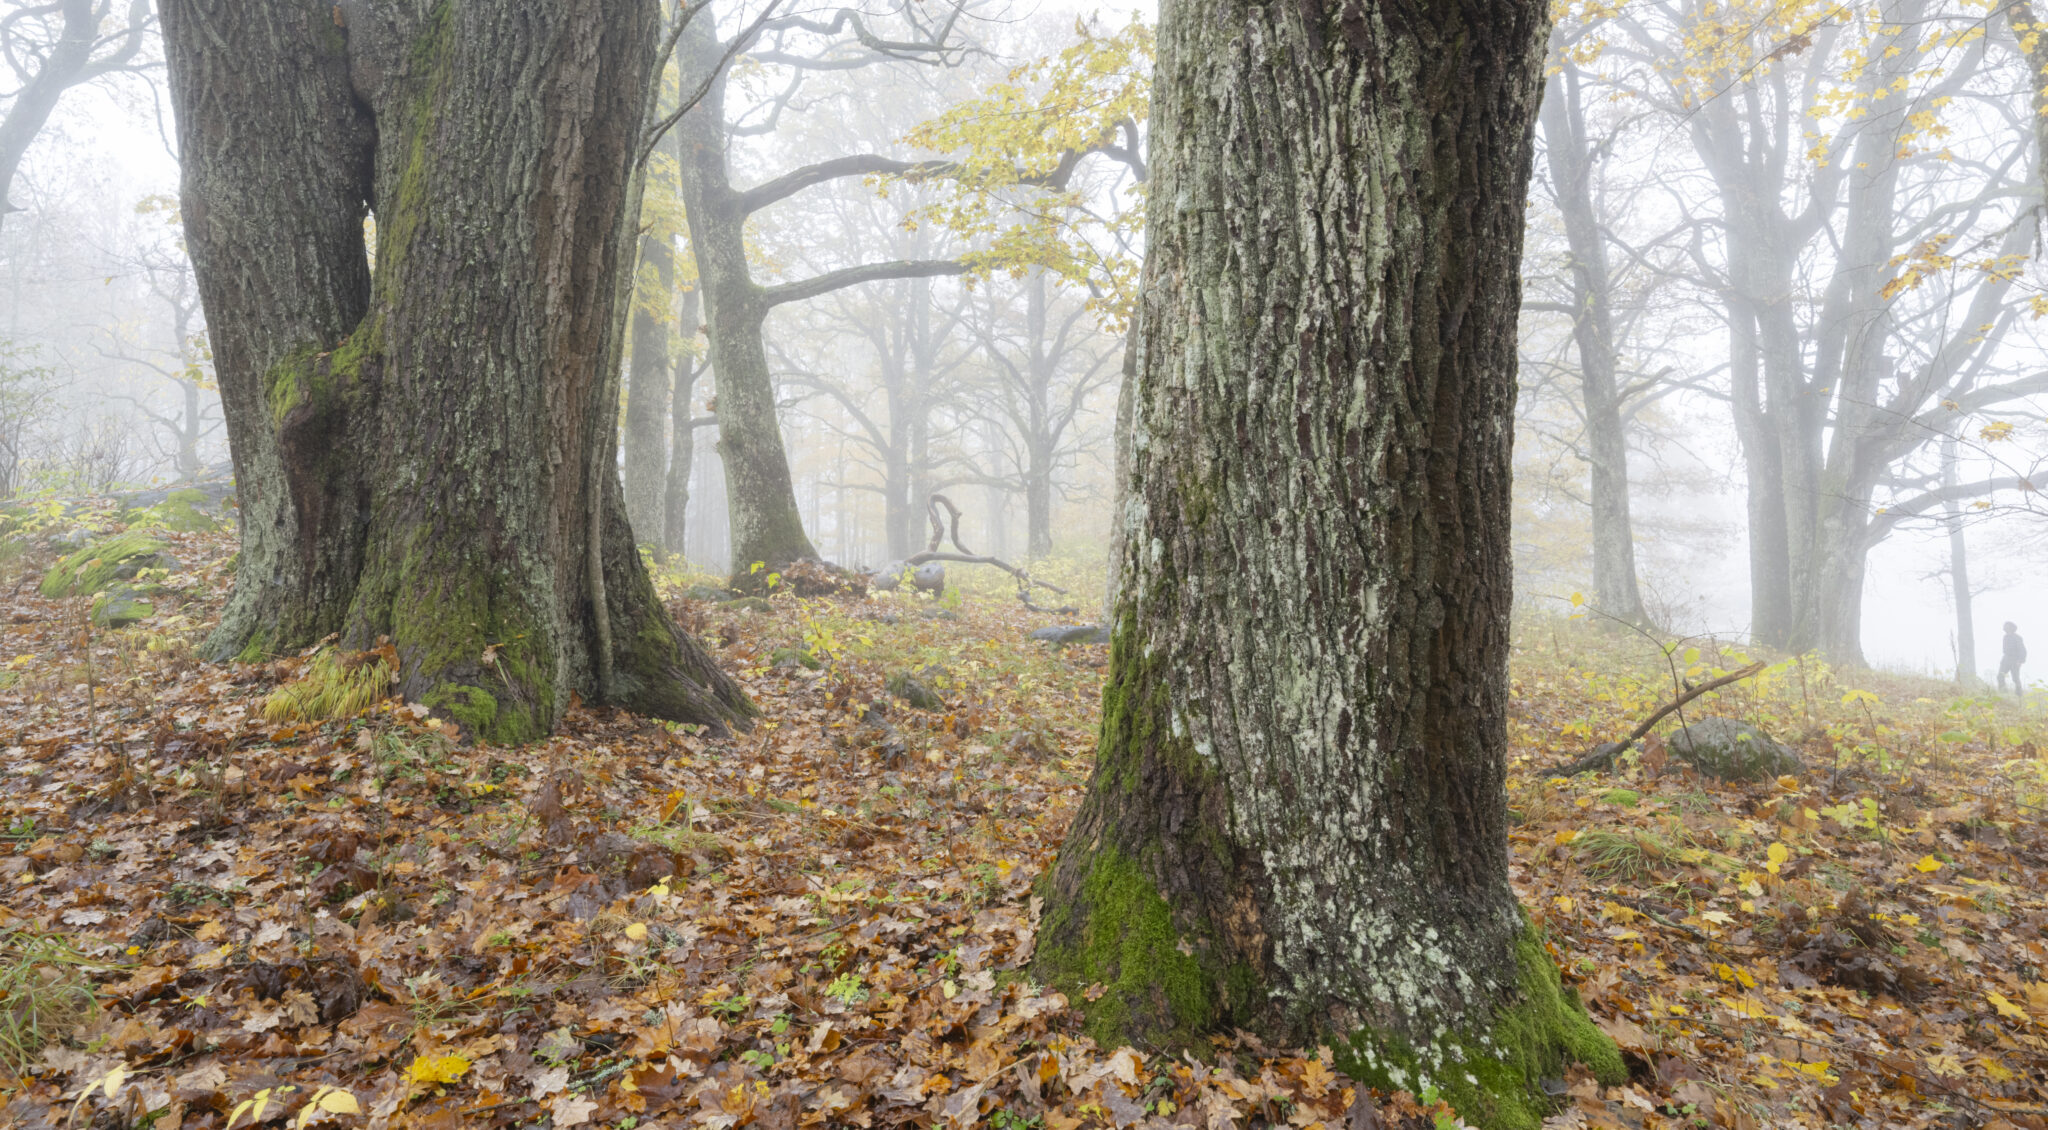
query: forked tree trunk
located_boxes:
[1033,0,1622,1126]
[673,11,819,584]
[162,0,750,743]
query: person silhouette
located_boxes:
[1998,621,2027,698]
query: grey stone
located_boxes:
[90,585,154,628]
[885,670,945,711]
[1029,624,1109,648]
[1667,716,1802,781]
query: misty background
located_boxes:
[4,0,2045,680]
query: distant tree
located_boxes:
[777,266,974,562]
[670,1,975,587]
[160,0,748,742]
[1032,3,1623,1130]
[0,0,153,225]
[1531,50,1650,626]
[960,268,1117,559]
[1607,0,2048,661]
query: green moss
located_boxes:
[151,489,218,533]
[1031,846,1242,1049]
[420,683,511,740]
[1335,925,1625,1130]
[1601,788,1640,807]
[234,628,271,665]
[40,531,165,598]
[265,343,323,429]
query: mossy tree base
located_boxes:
[1335,928,1626,1130]
[162,0,752,743]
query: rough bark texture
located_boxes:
[1032,0,1621,1125]
[1538,65,1647,627]
[163,0,750,743]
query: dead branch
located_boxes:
[905,494,1078,614]
[1548,660,1767,775]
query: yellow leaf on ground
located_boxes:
[1988,992,2029,1022]
[405,1054,471,1088]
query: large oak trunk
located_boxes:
[163,0,750,743]
[1032,0,1621,1125]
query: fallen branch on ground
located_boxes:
[902,494,1079,614]
[1549,660,1767,776]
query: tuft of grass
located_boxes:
[0,929,102,1080]
[262,648,397,724]
[1574,829,1666,880]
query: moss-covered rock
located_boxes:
[40,532,174,599]
[885,670,945,711]
[770,647,821,671]
[150,488,221,532]
[89,585,154,628]
[720,596,773,614]
[1336,925,1626,1130]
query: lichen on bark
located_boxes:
[1030,0,1622,1124]
[161,0,751,743]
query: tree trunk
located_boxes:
[1023,452,1053,559]
[664,286,705,559]
[1943,436,1978,685]
[162,0,750,743]
[1538,66,1647,626]
[1032,0,1622,1125]
[672,10,818,585]
[624,232,675,544]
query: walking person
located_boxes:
[1999,621,2027,699]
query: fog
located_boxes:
[5,0,2045,683]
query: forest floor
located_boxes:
[0,513,2044,1130]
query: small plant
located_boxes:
[824,972,868,1005]
[0,929,102,1080]
[262,646,397,724]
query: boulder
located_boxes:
[679,584,734,602]
[871,560,946,594]
[149,488,221,532]
[40,532,178,599]
[1029,624,1109,648]
[1667,717,1801,781]
[90,585,154,628]
[885,670,946,711]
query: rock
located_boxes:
[680,584,734,602]
[150,488,220,532]
[90,585,154,628]
[1667,717,1802,781]
[871,560,947,594]
[885,670,946,711]
[770,647,821,671]
[718,596,773,614]
[1029,624,1109,648]
[922,608,960,621]
[40,532,177,598]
